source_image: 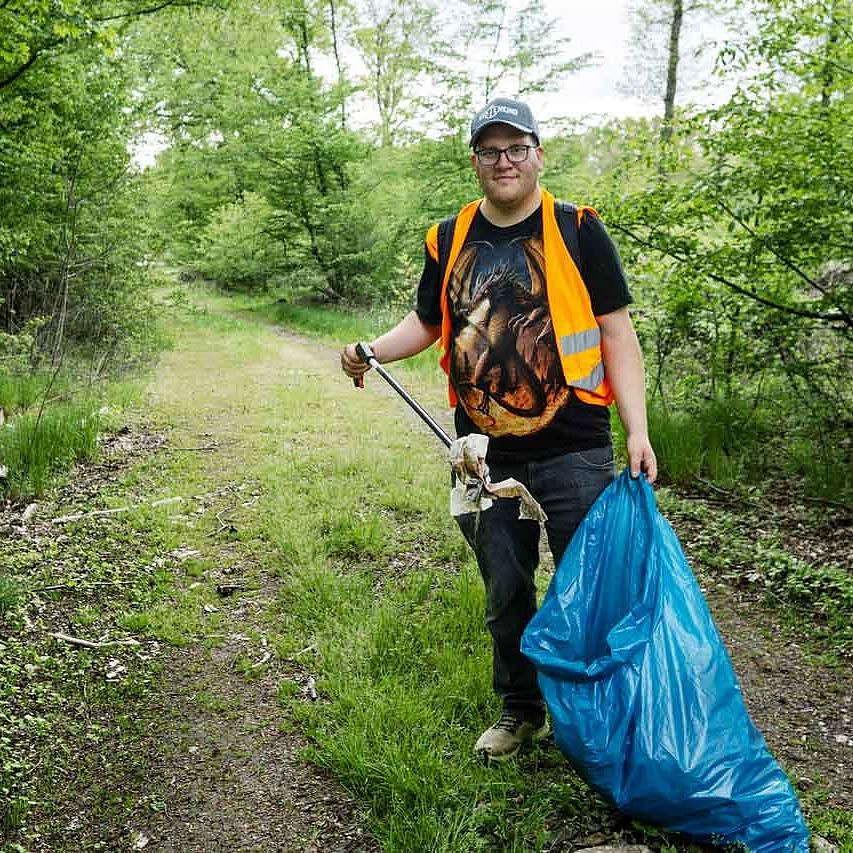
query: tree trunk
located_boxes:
[327,0,347,129]
[821,0,840,110]
[661,0,683,144]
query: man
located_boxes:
[341,97,657,762]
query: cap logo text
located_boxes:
[479,104,520,121]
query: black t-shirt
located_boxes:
[416,203,632,462]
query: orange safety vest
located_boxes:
[425,188,615,409]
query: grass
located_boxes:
[0,372,55,415]
[3,285,851,851]
[648,397,853,507]
[219,288,448,376]
[0,400,101,498]
[0,364,147,501]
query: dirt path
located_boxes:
[114,317,383,852]
[704,583,852,806]
[5,300,851,851]
[133,616,377,852]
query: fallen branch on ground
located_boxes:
[251,651,273,669]
[801,494,853,514]
[694,478,762,507]
[22,503,38,523]
[51,632,142,649]
[37,580,138,592]
[52,496,183,524]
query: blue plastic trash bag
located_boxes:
[521,469,810,853]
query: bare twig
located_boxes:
[52,496,183,524]
[206,484,241,537]
[695,478,851,515]
[21,503,38,523]
[208,509,237,537]
[250,651,273,669]
[51,632,142,649]
[800,495,853,514]
[53,507,130,523]
[609,222,850,326]
[694,477,763,507]
[37,580,138,592]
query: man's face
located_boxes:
[471,124,543,211]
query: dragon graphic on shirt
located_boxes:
[447,236,571,437]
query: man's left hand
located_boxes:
[626,433,657,484]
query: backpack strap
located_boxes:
[436,214,457,290]
[554,200,583,272]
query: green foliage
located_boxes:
[0,5,160,370]
[134,0,400,304]
[195,193,288,290]
[0,576,22,617]
[0,316,45,374]
[0,0,102,90]
[4,0,850,501]
[765,554,853,653]
[582,0,853,501]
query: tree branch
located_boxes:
[51,632,142,649]
[709,195,853,328]
[609,221,850,326]
[93,0,206,21]
[0,45,53,90]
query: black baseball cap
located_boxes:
[469,98,541,147]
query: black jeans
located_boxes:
[456,445,616,722]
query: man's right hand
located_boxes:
[340,342,371,388]
[338,311,441,389]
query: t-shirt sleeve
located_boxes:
[578,213,633,316]
[415,243,443,326]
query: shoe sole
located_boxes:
[476,721,551,764]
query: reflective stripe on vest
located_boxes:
[560,327,601,356]
[559,328,606,391]
[571,360,606,392]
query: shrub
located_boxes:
[195,193,287,290]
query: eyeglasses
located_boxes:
[474,144,535,166]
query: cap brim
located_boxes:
[470,120,538,146]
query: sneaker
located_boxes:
[474,711,550,762]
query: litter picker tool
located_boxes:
[353,342,546,522]
[354,342,452,448]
